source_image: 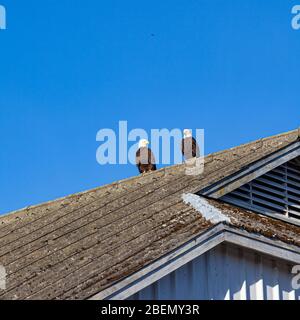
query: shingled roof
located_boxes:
[0,129,299,300]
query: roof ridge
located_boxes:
[1,128,298,219]
[210,128,299,158]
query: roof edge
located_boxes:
[89,221,300,300]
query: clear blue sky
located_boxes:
[0,0,299,214]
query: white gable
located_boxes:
[221,157,300,224]
[128,243,300,300]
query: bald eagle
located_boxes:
[136,139,157,174]
[181,129,200,160]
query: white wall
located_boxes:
[128,243,300,300]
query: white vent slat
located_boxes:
[285,170,300,182]
[230,190,251,201]
[287,163,300,174]
[286,184,300,195]
[255,177,299,196]
[286,179,300,189]
[250,203,281,215]
[272,167,286,175]
[251,189,287,205]
[290,204,300,212]
[289,209,300,217]
[264,172,286,184]
[238,185,251,192]
[255,177,286,190]
[251,182,287,198]
[285,193,300,202]
[287,168,300,177]
[251,197,286,212]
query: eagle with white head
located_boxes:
[181,129,200,160]
[136,139,157,174]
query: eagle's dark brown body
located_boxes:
[136,147,157,173]
[181,137,199,160]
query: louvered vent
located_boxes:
[221,157,300,221]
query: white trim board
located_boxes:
[88,223,300,301]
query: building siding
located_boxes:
[128,243,300,300]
